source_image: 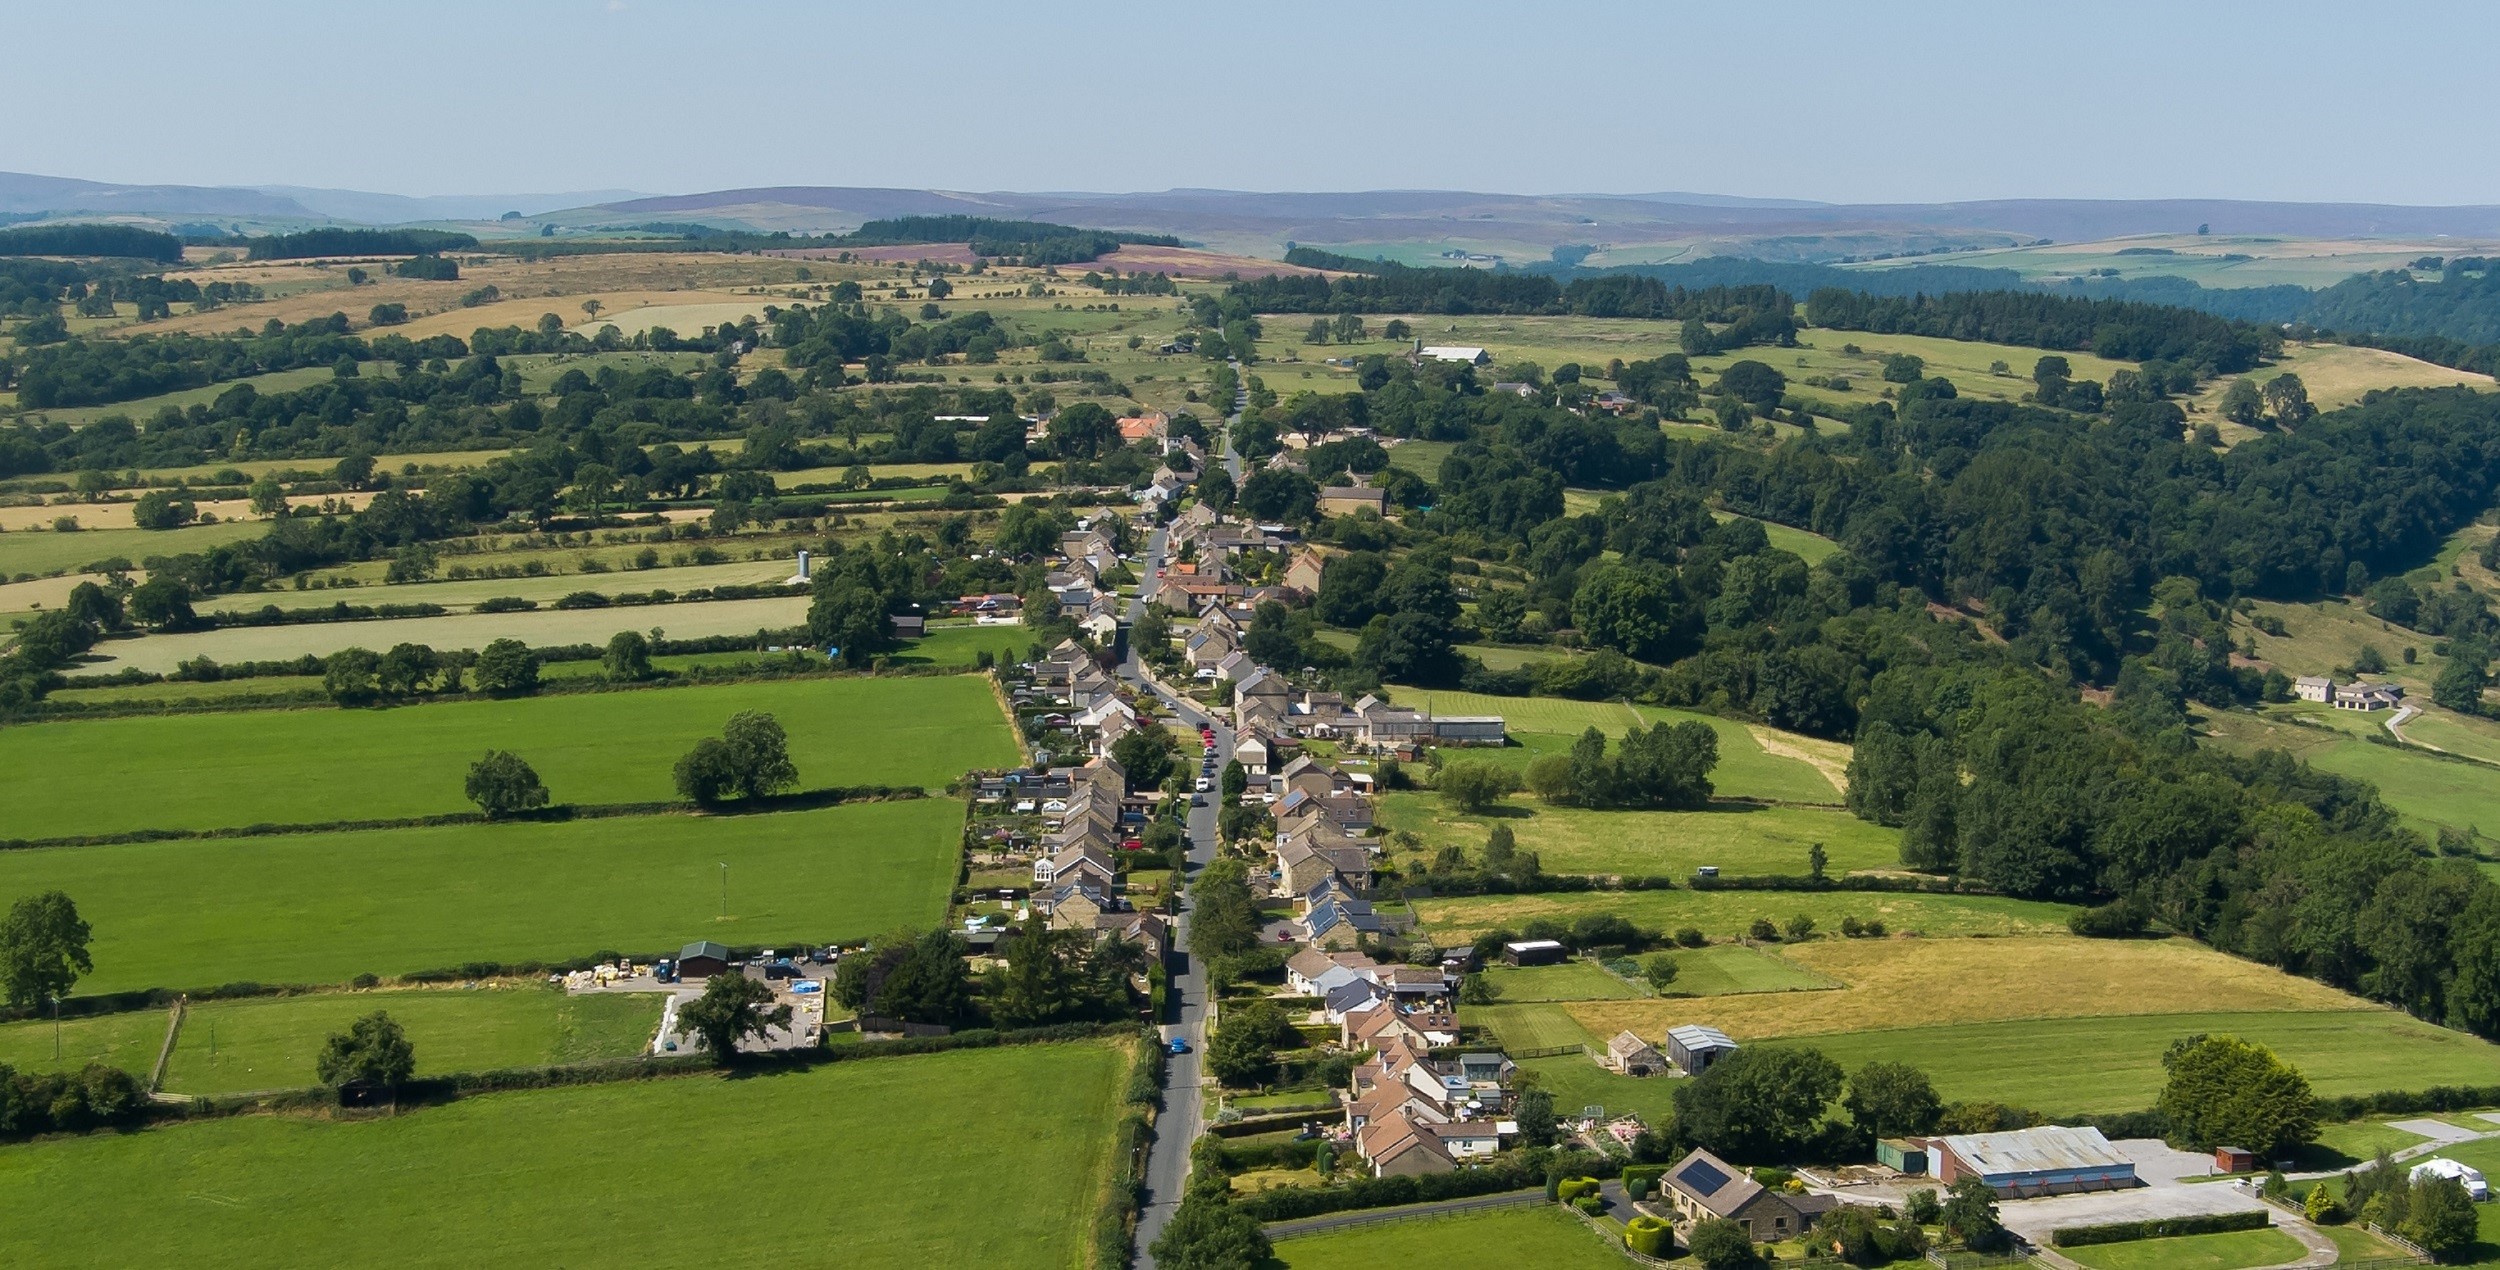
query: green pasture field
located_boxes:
[0,674,1012,839]
[1244,314,2137,414]
[74,593,813,674]
[1378,792,1896,878]
[1689,328,2135,415]
[0,798,964,994]
[2403,710,2500,768]
[0,518,265,580]
[1271,1197,1625,1270]
[893,622,1034,668]
[1514,1053,1682,1127]
[1762,1009,2500,1116]
[46,673,328,705]
[1716,511,1838,564]
[1479,960,1642,1002]
[0,1039,1131,1269]
[1662,943,1840,997]
[0,989,659,1093]
[1386,440,1456,481]
[2061,1227,2307,1270]
[1385,688,1847,803]
[1415,889,2072,946]
[2200,703,2500,842]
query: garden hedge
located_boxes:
[2050,1210,2270,1247]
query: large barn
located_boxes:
[1927,1126,2139,1196]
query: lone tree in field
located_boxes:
[465,751,549,818]
[675,711,798,805]
[316,1010,416,1089]
[0,891,92,1008]
[677,971,790,1065]
[581,298,603,323]
[2158,1033,2316,1158]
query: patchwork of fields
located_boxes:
[0,1040,1133,1269]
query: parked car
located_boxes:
[1167,1037,1191,1055]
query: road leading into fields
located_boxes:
[1127,523,1228,1267]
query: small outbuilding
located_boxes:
[1502,939,1567,966]
[2214,1145,2256,1174]
[1664,1024,1739,1075]
[677,940,733,979]
[1606,1030,1666,1076]
[1877,1138,1929,1175]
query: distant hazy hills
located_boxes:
[8,170,2500,262]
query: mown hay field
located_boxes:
[1377,794,1895,878]
[0,1040,1132,1270]
[72,593,812,674]
[1383,687,1846,803]
[1564,936,2367,1042]
[1414,888,2069,948]
[0,674,1014,838]
[0,798,964,993]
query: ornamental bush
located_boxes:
[1626,1216,1673,1257]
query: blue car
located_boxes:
[1167,1037,1191,1055]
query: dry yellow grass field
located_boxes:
[1564,935,2364,1042]
[2191,342,2491,441]
[0,490,374,532]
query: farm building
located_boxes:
[1876,1139,1928,1174]
[677,940,733,979]
[1927,1126,2138,1196]
[1419,345,1492,365]
[1431,715,1509,745]
[1503,939,1567,966]
[2334,682,2405,711]
[1606,1031,1665,1076]
[1665,1024,1738,1074]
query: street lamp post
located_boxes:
[718,861,730,919]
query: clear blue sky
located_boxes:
[7,0,2496,205]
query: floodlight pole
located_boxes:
[719,861,730,919]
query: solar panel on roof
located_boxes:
[1677,1159,1731,1195]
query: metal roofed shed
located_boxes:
[1665,1024,1738,1074]
[1502,938,1567,966]
[1931,1126,2138,1196]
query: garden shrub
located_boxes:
[1626,1215,1673,1257]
